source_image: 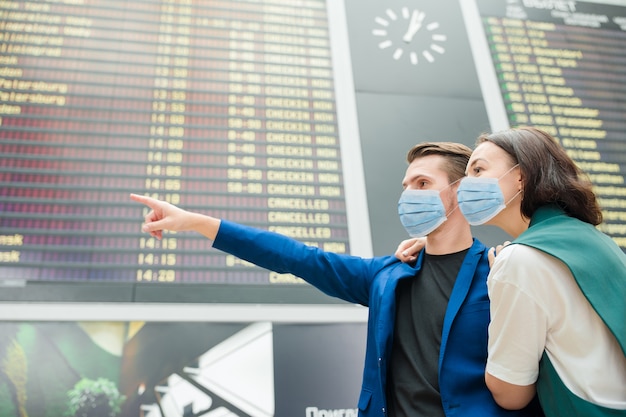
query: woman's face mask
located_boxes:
[456,164,520,226]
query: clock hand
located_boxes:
[403,10,425,43]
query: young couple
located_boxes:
[131,127,625,417]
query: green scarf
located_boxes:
[512,205,626,417]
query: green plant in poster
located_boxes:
[66,378,126,417]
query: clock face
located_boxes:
[372,7,447,65]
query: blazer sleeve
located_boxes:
[213,220,384,306]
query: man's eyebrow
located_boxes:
[402,173,434,187]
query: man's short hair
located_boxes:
[406,142,472,182]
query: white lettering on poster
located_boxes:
[305,406,358,417]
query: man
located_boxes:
[131,142,541,417]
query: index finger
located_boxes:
[488,246,496,267]
[130,193,159,208]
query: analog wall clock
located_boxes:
[372,7,447,65]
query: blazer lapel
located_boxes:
[439,240,484,365]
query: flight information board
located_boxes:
[0,0,367,289]
[2,0,626,300]
[472,0,626,250]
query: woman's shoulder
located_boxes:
[496,243,546,264]
[491,244,570,286]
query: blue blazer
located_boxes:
[214,220,541,417]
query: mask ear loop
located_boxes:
[504,189,522,206]
[499,164,521,207]
[500,163,520,179]
[444,204,460,218]
[442,176,463,218]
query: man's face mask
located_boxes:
[397,180,458,237]
[456,164,520,226]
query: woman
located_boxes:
[398,127,626,416]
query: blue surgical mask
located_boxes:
[398,189,448,237]
[456,165,520,226]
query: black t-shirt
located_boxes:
[387,249,469,417]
